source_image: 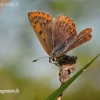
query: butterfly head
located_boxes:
[49,56,58,65]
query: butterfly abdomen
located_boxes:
[57,55,77,84]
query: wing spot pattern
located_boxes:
[39,31,42,35]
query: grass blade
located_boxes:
[46,54,100,100]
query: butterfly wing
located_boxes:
[28,11,53,55]
[51,15,77,57]
[65,28,92,52]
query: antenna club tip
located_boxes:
[32,60,37,62]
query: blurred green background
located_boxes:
[0,0,100,100]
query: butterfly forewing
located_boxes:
[28,11,53,55]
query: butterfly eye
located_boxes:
[49,57,57,63]
[52,58,56,62]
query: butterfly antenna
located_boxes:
[32,56,49,62]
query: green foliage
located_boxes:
[46,54,100,100]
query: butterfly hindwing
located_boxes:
[66,28,92,52]
[52,15,77,57]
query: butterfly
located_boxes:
[28,11,92,99]
[28,10,92,65]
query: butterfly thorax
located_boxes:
[49,54,77,66]
[57,55,77,66]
